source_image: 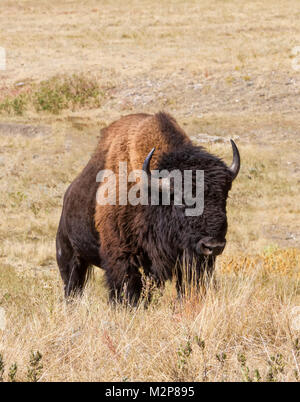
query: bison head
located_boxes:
[142,140,240,260]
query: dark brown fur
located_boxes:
[56,112,236,303]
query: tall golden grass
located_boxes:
[0,256,299,382]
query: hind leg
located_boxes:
[56,228,89,298]
[64,255,89,298]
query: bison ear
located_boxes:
[228,140,240,180]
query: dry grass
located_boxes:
[0,264,299,382]
[0,0,300,382]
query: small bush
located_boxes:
[27,350,43,382]
[0,74,104,116]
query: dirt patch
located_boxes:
[0,123,51,137]
[263,224,300,248]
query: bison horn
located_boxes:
[142,147,156,177]
[142,148,171,191]
[229,140,240,180]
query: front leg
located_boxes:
[142,270,166,307]
[104,260,143,306]
[176,254,216,298]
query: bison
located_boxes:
[56,112,240,303]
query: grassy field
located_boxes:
[0,0,300,381]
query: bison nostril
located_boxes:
[200,243,214,256]
[203,243,212,250]
[198,239,226,256]
[203,244,213,252]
